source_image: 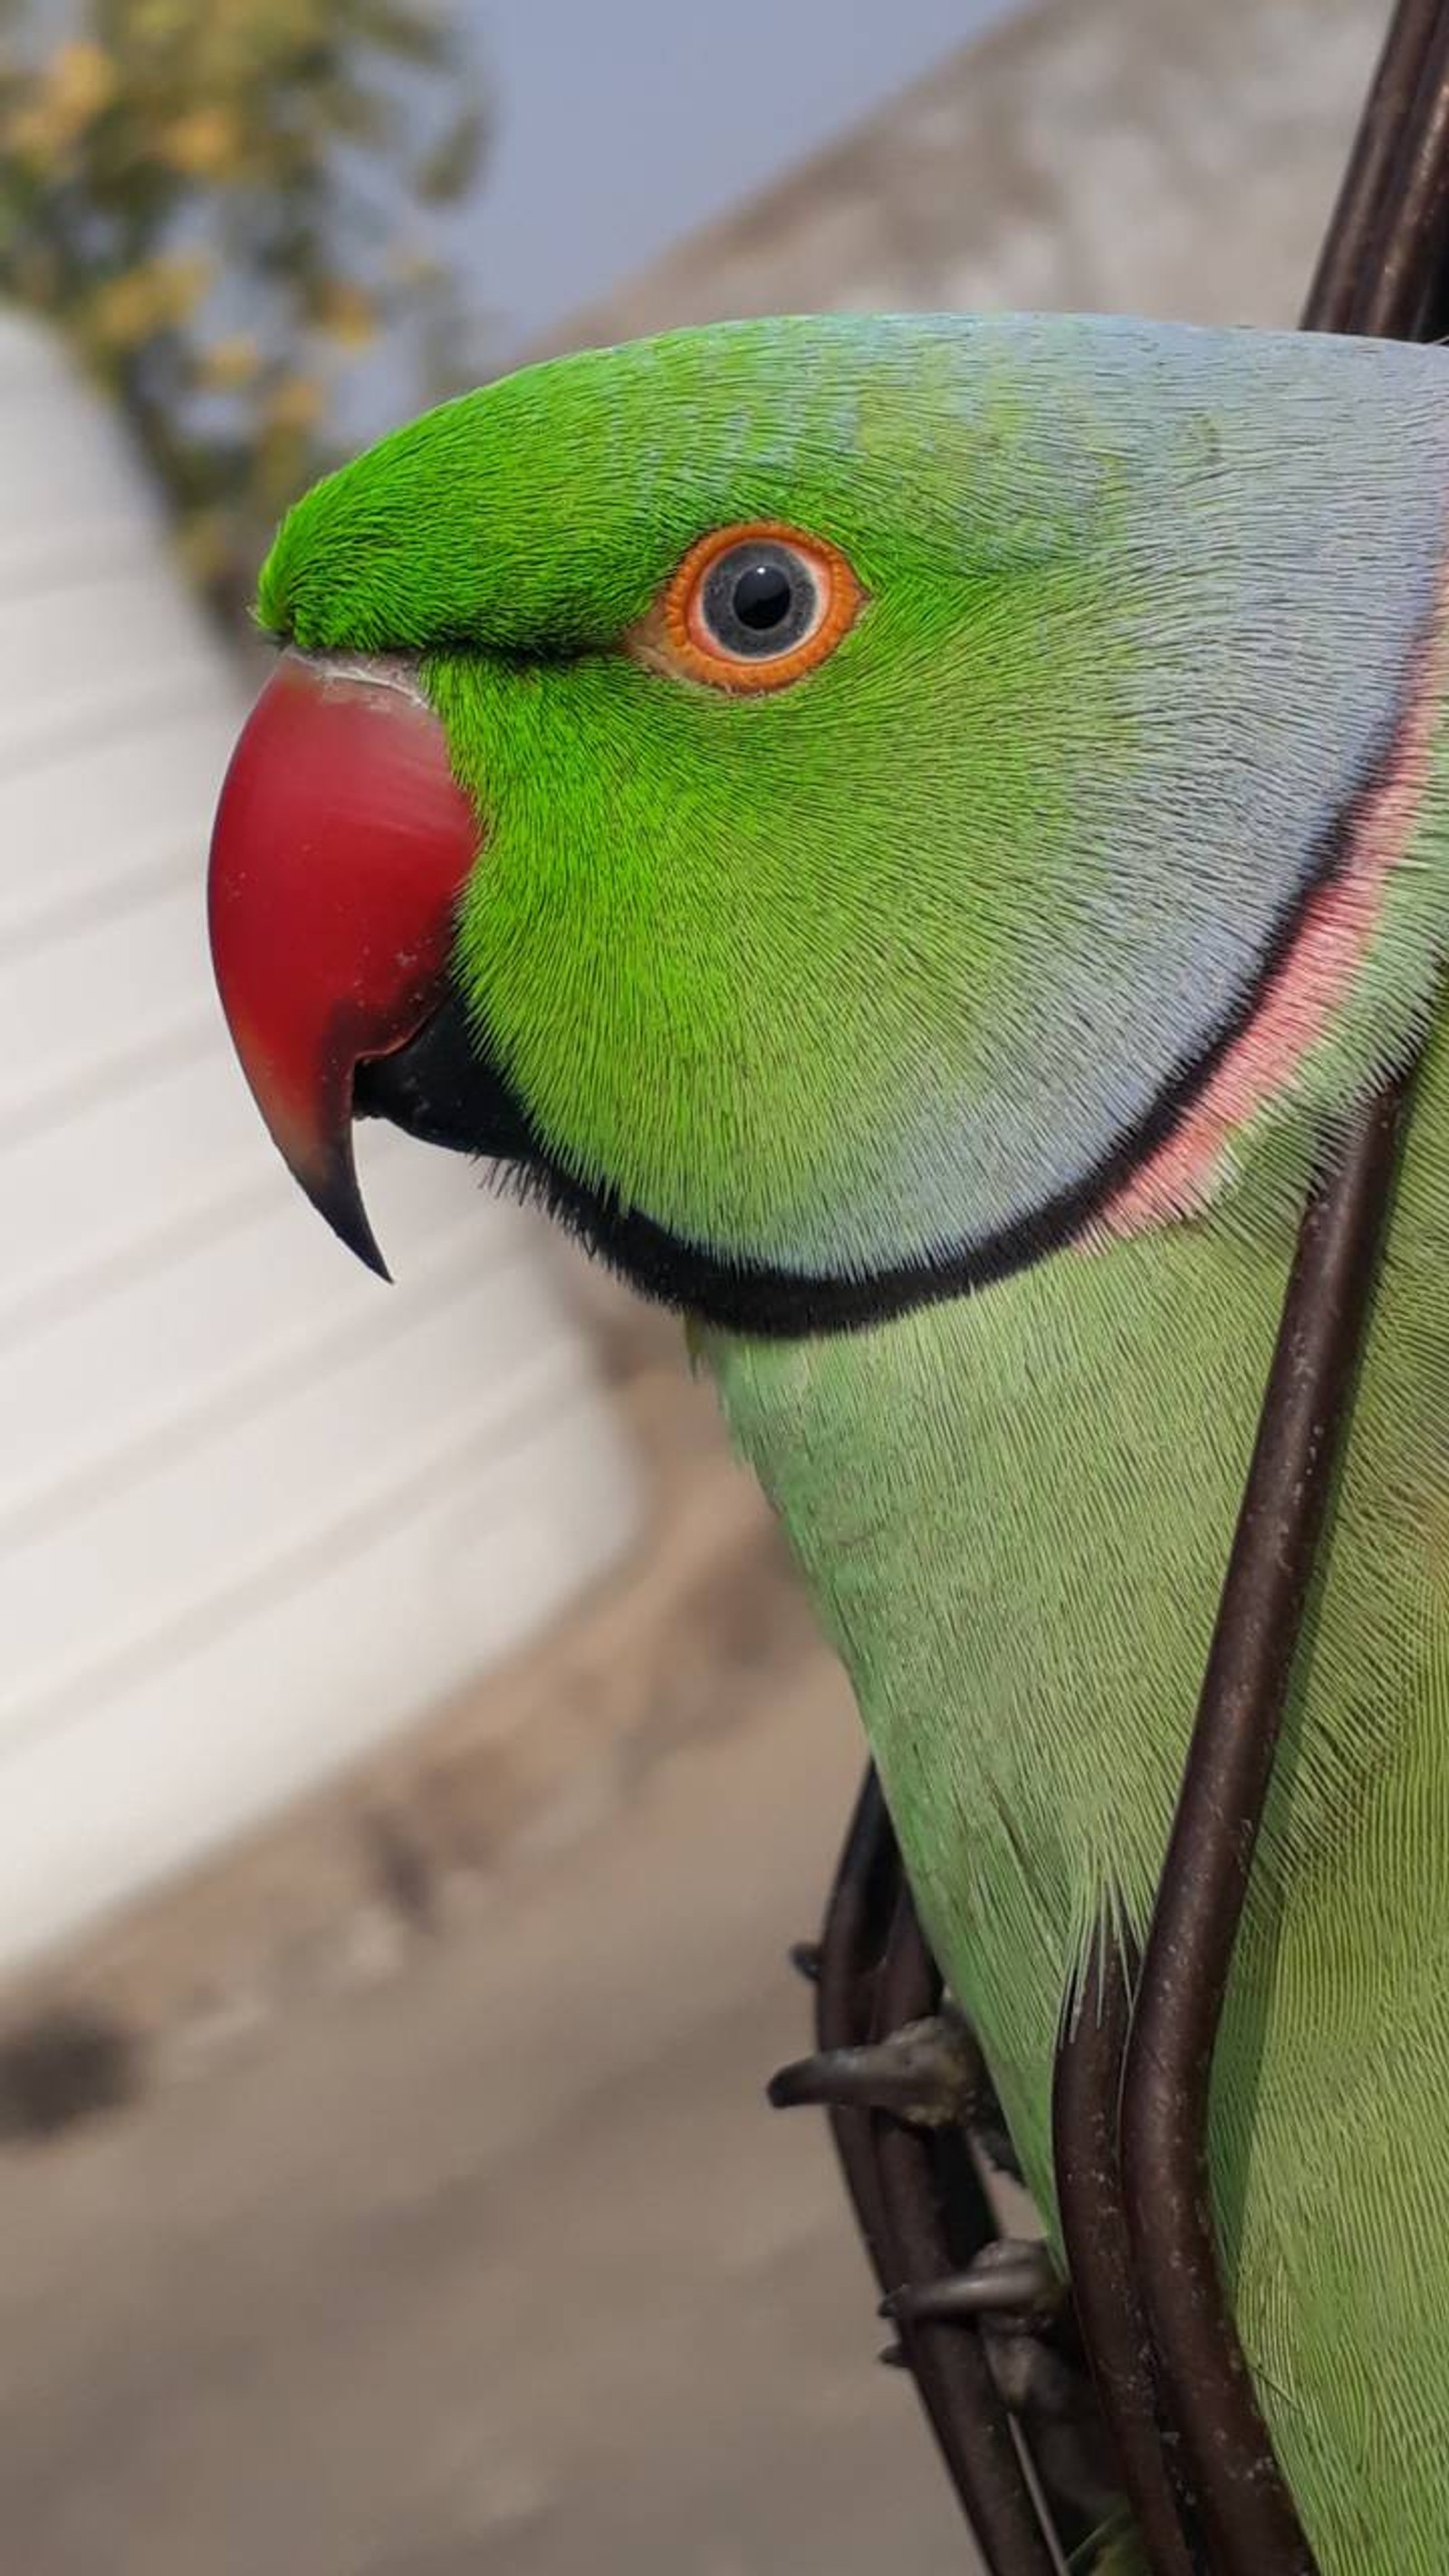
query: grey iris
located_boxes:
[699,539,818,658]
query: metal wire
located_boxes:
[1119,1091,1411,2575]
[1053,1945,1201,2575]
[813,1773,1062,2571]
[1116,1,1449,2560]
[806,5,1449,2569]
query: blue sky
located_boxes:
[465,0,1020,359]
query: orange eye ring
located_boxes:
[639,520,862,694]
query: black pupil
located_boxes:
[700,539,816,658]
[732,560,793,631]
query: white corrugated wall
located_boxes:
[0,316,642,1970]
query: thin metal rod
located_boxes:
[1318,5,1449,341]
[1121,1090,1410,2572]
[1053,1943,1200,2576]
[1302,0,1445,324]
[1115,0,1449,2555]
[814,1768,906,2286]
[868,1894,1061,2575]
[814,1778,1061,2572]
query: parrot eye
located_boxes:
[700,538,817,655]
[639,520,862,693]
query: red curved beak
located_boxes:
[207,654,481,1277]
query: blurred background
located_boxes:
[0,2,1392,2569]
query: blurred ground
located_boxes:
[0,1289,979,2571]
[0,1622,972,2576]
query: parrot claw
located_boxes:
[886,2241,1122,2531]
[984,2324,1123,2533]
[879,2237,1064,2331]
[766,2004,984,2125]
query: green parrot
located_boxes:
[207,312,1449,2574]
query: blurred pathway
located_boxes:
[0,1654,974,2575]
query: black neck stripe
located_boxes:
[357,708,1404,1340]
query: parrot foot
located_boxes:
[879,2235,1063,2331]
[887,2241,1123,2532]
[766,2004,984,2127]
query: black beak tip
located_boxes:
[342,1220,394,1287]
[299,1143,394,1283]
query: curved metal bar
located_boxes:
[1053,1942,1201,2576]
[813,1775,1061,2571]
[813,1768,906,2286]
[868,1893,1062,2574]
[1302,0,1445,325]
[1121,1094,1409,2575]
[1317,2,1449,341]
[1117,0,1449,2560]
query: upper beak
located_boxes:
[207,652,481,1277]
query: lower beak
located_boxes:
[206,653,481,1276]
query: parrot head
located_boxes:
[208,313,1449,1333]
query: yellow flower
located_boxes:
[315,282,378,351]
[156,252,216,323]
[161,107,243,177]
[43,42,118,135]
[89,254,214,351]
[197,333,262,390]
[88,269,161,351]
[264,374,325,433]
[5,103,69,162]
[125,0,193,42]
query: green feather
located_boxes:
[705,1009,1449,2570]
